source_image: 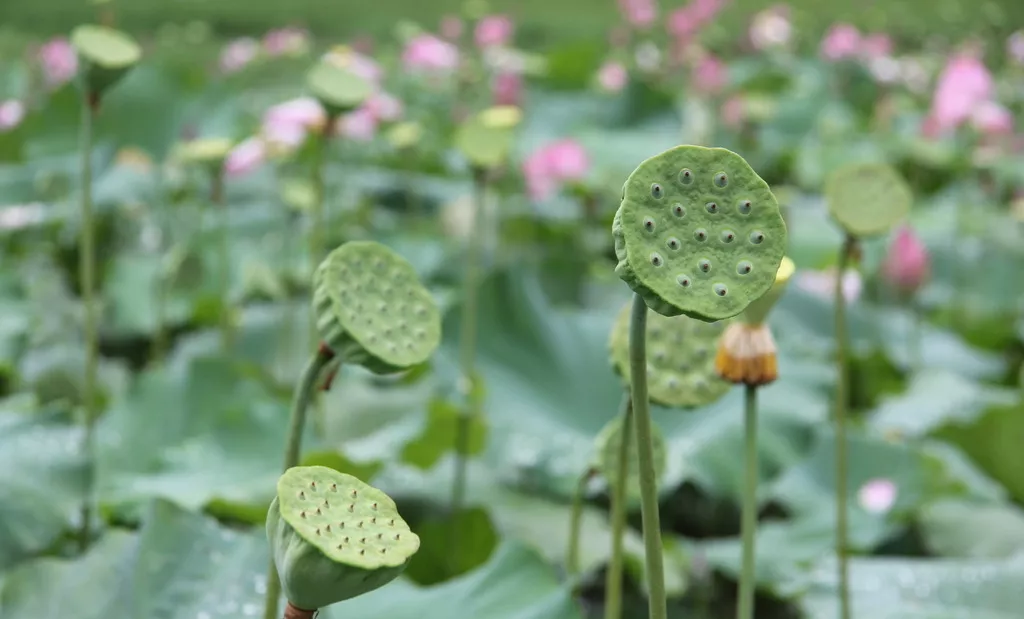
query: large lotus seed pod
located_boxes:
[455,106,522,170]
[825,163,912,237]
[267,466,420,610]
[608,300,731,408]
[312,241,441,374]
[174,137,234,171]
[70,25,141,98]
[741,256,796,326]
[306,61,373,118]
[613,145,787,321]
[593,413,667,504]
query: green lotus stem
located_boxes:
[628,293,668,619]
[151,167,168,365]
[604,392,634,619]
[567,468,593,577]
[834,235,854,619]
[262,345,336,619]
[211,166,233,352]
[909,299,922,374]
[737,384,759,619]
[77,92,99,551]
[309,129,328,347]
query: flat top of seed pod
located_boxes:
[314,241,441,369]
[306,61,372,113]
[825,163,912,237]
[614,145,787,321]
[608,300,730,408]
[594,412,666,503]
[71,25,141,68]
[174,138,234,165]
[278,466,420,570]
[455,106,521,169]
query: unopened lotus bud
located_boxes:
[881,225,929,296]
[714,322,779,386]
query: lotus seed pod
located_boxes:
[70,25,141,99]
[174,138,234,170]
[825,163,912,237]
[593,413,667,505]
[306,61,373,118]
[608,300,730,408]
[267,466,420,610]
[714,322,779,386]
[312,241,441,374]
[612,145,787,321]
[741,256,796,326]
[455,105,522,170]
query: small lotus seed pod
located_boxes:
[593,413,667,504]
[312,241,441,374]
[825,163,912,237]
[267,466,420,611]
[387,122,424,150]
[455,105,522,170]
[714,322,779,387]
[173,137,234,172]
[608,301,730,408]
[306,61,373,119]
[612,145,787,321]
[740,256,795,326]
[70,24,141,99]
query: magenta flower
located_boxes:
[925,52,993,135]
[224,137,266,177]
[475,15,514,49]
[597,61,629,93]
[0,100,25,132]
[970,100,1015,136]
[402,34,459,73]
[263,27,310,57]
[692,54,727,94]
[522,139,590,201]
[668,0,726,41]
[881,225,930,295]
[37,38,78,90]
[857,478,897,514]
[219,37,259,74]
[820,23,861,61]
[440,15,464,40]
[261,97,326,149]
[618,0,657,28]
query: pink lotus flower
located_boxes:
[597,61,628,93]
[881,225,930,295]
[1008,31,1024,65]
[924,52,993,135]
[795,268,862,303]
[37,38,78,90]
[224,137,265,177]
[749,5,792,51]
[325,48,383,87]
[402,34,459,73]
[692,54,727,94]
[338,108,378,142]
[857,478,897,514]
[0,100,25,132]
[263,27,310,57]
[475,15,514,49]
[720,95,746,129]
[492,72,522,107]
[970,100,1014,135]
[219,37,259,74]
[261,97,326,149]
[820,23,861,61]
[522,139,590,201]
[366,92,403,122]
[440,15,464,40]
[618,0,657,28]
[860,33,893,59]
[668,0,727,41]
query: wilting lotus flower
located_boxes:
[597,60,628,92]
[970,100,1014,136]
[37,38,78,89]
[263,27,310,57]
[924,51,993,135]
[492,72,522,106]
[224,137,266,177]
[692,54,727,94]
[440,15,464,40]
[475,15,514,48]
[820,23,861,61]
[219,37,259,74]
[0,100,25,132]
[749,4,792,51]
[618,0,657,28]
[522,139,590,201]
[402,34,459,73]
[857,478,897,514]
[261,97,326,150]
[881,225,930,296]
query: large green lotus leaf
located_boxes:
[0,403,87,569]
[934,403,1024,504]
[103,251,195,336]
[919,499,1024,559]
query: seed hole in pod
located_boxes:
[323,499,330,508]
[316,528,321,535]
[667,377,680,389]
[695,378,708,389]
[360,537,366,544]
[381,548,387,554]
[698,259,712,273]
[666,237,681,250]
[360,550,365,556]
[337,544,344,550]
[650,252,664,267]
[714,283,728,296]
[694,228,708,242]
[679,168,694,184]
[348,504,355,512]
[300,511,307,518]
[705,202,719,214]
[316,507,322,515]
[738,199,752,214]
[339,522,345,529]
[326,525,332,533]
[358,521,364,528]
[389,519,395,526]
[714,172,728,187]
[331,484,337,492]
[651,183,664,198]
[654,350,666,363]
[749,231,765,244]
[720,230,735,243]
[299,491,305,500]
[672,203,686,217]
[377,533,383,539]
[310,481,317,489]
[643,216,656,232]
[372,502,378,510]
[344,536,350,543]
[737,261,753,275]
[677,274,692,288]
[395,533,401,540]
[350,489,357,498]
[371,517,377,524]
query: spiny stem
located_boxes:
[604,392,634,619]
[628,293,667,619]
[737,384,759,619]
[261,344,336,619]
[211,165,233,353]
[77,91,98,551]
[834,235,854,619]
[567,468,593,577]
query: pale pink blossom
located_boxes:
[366,92,403,122]
[491,72,522,107]
[337,108,378,142]
[795,268,862,303]
[522,139,590,201]
[970,100,1014,135]
[261,97,326,149]
[219,37,259,74]
[402,34,459,73]
[597,61,628,92]
[37,38,78,90]
[820,23,861,61]
[881,226,930,295]
[223,137,265,177]
[1008,31,1024,65]
[924,52,993,135]
[692,54,727,94]
[263,27,309,57]
[441,15,464,40]
[668,0,726,41]
[749,5,792,51]
[720,95,746,129]
[618,0,657,28]
[857,478,897,514]
[475,15,514,49]
[0,100,25,132]
[860,33,893,59]
[325,49,383,87]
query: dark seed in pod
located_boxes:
[651,183,663,198]
[738,200,752,214]
[666,237,681,250]
[714,172,728,187]
[650,253,663,267]
[643,216,656,232]
[720,230,735,243]
[705,202,719,214]
[672,203,685,217]
[679,168,693,184]
[677,274,692,288]
[749,231,765,244]
[694,228,708,242]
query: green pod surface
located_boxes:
[267,466,420,610]
[825,163,912,237]
[613,145,787,321]
[70,25,141,98]
[306,61,372,118]
[312,241,441,374]
[592,413,667,505]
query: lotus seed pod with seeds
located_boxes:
[825,163,912,237]
[609,301,730,408]
[312,241,441,374]
[70,25,141,98]
[714,322,779,387]
[593,413,667,505]
[267,466,420,610]
[306,61,373,118]
[741,256,796,326]
[613,145,787,321]
[455,106,522,170]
